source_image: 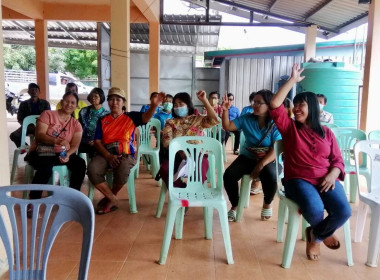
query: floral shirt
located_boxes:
[162,115,219,148]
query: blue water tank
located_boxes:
[298,62,362,127]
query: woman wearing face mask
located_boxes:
[158,91,219,188]
[154,94,174,129]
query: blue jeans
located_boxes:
[283,179,351,241]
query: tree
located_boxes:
[49,48,66,73]
[63,49,97,79]
[3,45,36,70]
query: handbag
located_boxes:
[246,122,275,160]
[36,117,72,156]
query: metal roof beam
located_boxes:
[268,0,281,12]
[55,22,85,46]
[12,21,35,38]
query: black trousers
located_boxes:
[223,154,279,207]
[28,151,86,199]
[224,130,241,152]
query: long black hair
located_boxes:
[293,91,325,138]
[253,89,274,126]
[172,92,195,118]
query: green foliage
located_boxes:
[49,48,66,72]
[63,49,98,79]
[3,45,98,79]
[3,45,36,70]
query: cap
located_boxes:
[107,87,126,101]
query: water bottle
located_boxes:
[59,146,67,158]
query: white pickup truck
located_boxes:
[5,70,93,101]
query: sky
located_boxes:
[163,0,368,50]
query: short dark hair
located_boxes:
[294,92,325,138]
[316,93,327,104]
[209,91,220,99]
[87,87,105,104]
[28,83,40,90]
[150,92,158,99]
[249,92,256,102]
[227,93,234,99]
[62,91,79,105]
[253,89,275,125]
[165,94,173,100]
[65,83,78,93]
[172,92,195,118]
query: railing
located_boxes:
[4,70,37,83]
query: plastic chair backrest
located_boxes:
[354,140,380,195]
[368,130,380,141]
[20,115,39,146]
[168,136,223,193]
[321,122,338,129]
[0,185,94,280]
[331,127,367,168]
[274,140,284,189]
[204,118,222,142]
[138,118,161,148]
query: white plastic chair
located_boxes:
[353,140,380,267]
[0,184,94,280]
[10,115,39,184]
[274,140,353,268]
[158,136,233,265]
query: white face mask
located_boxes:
[319,103,324,111]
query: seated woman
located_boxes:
[28,91,86,215]
[56,83,88,119]
[269,64,351,261]
[78,87,109,157]
[159,91,219,187]
[87,87,164,215]
[222,90,282,222]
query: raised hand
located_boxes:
[151,92,166,107]
[291,63,305,83]
[221,95,231,111]
[196,90,207,102]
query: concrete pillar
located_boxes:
[149,21,160,94]
[110,0,131,111]
[360,0,380,132]
[304,25,318,62]
[34,19,49,100]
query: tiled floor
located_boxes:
[3,120,380,279]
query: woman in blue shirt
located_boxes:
[222,90,282,222]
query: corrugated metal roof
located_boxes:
[1,14,221,54]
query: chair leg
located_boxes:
[151,154,160,179]
[175,207,185,239]
[158,203,179,265]
[10,150,21,184]
[343,219,354,266]
[236,177,251,222]
[204,206,213,239]
[354,202,368,242]
[156,185,167,218]
[301,218,310,241]
[366,206,380,267]
[349,174,357,203]
[281,205,301,269]
[215,204,234,264]
[88,182,95,201]
[277,200,288,242]
[126,168,137,214]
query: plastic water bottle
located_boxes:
[59,146,67,158]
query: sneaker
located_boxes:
[250,187,263,195]
[227,209,236,222]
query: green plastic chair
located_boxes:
[368,130,380,141]
[321,122,338,129]
[204,118,227,162]
[158,136,234,265]
[274,140,353,268]
[87,160,139,213]
[135,118,161,179]
[10,115,39,184]
[331,127,370,203]
[0,184,94,280]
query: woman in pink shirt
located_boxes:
[269,64,351,261]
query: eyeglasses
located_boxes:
[228,98,234,101]
[252,102,266,106]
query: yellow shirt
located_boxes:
[56,100,88,119]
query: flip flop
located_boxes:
[96,197,109,211]
[323,235,340,250]
[96,205,118,215]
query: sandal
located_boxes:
[96,204,118,215]
[96,197,109,211]
[261,208,272,221]
[305,227,320,261]
[323,235,340,250]
[228,209,236,222]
